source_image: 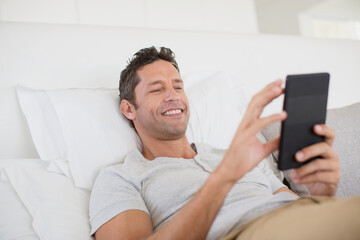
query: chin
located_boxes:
[162,126,188,140]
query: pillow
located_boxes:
[17,87,73,179]
[4,164,92,240]
[0,161,39,240]
[326,102,360,198]
[16,71,248,190]
[186,71,247,149]
[45,88,142,189]
[16,88,68,162]
[0,179,39,240]
[262,102,360,198]
[17,87,142,189]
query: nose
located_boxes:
[164,87,180,102]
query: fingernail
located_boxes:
[296,151,304,160]
[315,125,322,132]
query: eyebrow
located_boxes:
[147,79,183,87]
[173,79,183,84]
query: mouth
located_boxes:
[161,108,184,117]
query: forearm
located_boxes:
[146,169,237,240]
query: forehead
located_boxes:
[137,60,180,84]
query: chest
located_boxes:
[136,160,272,228]
[141,161,209,219]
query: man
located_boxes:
[89,47,360,240]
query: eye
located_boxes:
[150,89,161,93]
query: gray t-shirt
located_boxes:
[89,144,299,239]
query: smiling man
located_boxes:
[89,47,360,240]
[121,59,192,158]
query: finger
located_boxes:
[263,137,280,157]
[248,111,287,136]
[247,80,283,117]
[291,158,340,180]
[241,79,283,128]
[313,124,336,146]
[295,142,337,162]
[292,171,340,185]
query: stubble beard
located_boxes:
[157,120,188,140]
[137,109,189,141]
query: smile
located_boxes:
[162,109,183,116]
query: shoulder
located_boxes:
[89,149,150,235]
[91,149,146,193]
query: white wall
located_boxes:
[299,0,360,40]
[0,0,258,33]
[255,0,325,35]
[255,0,360,40]
[2,22,360,159]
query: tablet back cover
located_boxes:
[278,73,329,170]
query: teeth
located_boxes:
[163,109,182,116]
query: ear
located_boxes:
[120,99,136,120]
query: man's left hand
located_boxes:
[290,124,340,196]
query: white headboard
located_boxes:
[1,21,360,159]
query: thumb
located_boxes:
[263,137,280,157]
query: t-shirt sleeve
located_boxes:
[257,160,286,193]
[89,166,149,236]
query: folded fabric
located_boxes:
[0,166,39,240]
[4,165,92,240]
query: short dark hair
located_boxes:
[119,46,179,108]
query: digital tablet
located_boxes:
[278,73,330,170]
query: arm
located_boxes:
[95,168,240,240]
[95,210,153,240]
[95,80,287,240]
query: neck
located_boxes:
[140,135,197,160]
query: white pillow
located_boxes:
[46,89,142,189]
[17,87,142,189]
[16,88,68,162]
[186,71,247,149]
[16,71,247,190]
[4,165,92,240]
[0,168,39,240]
[0,158,50,240]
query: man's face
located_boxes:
[132,60,190,140]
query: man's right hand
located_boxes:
[215,79,287,184]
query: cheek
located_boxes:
[138,98,161,117]
[182,95,190,110]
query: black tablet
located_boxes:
[278,73,330,170]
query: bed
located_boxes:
[1,21,360,239]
